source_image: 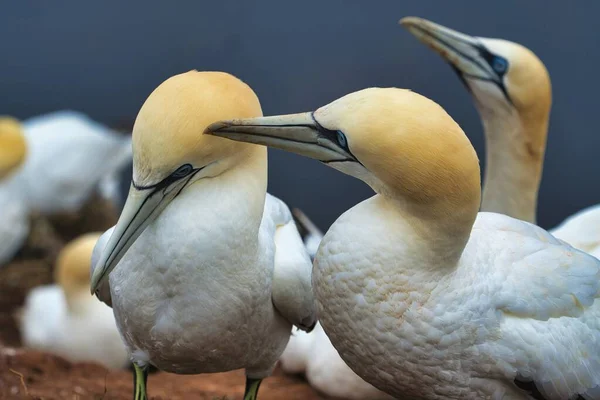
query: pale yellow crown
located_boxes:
[132,70,264,186]
[0,117,27,179]
[315,88,481,214]
[480,38,552,158]
[54,232,103,294]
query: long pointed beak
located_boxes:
[400,17,496,81]
[204,112,357,164]
[90,178,188,294]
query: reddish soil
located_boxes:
[0,195,326,400]
[0,348,321,400]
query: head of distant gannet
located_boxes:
[400,17,551,157]
[0,117,27,180]
[206,88,480,219]
[90,71,263,294]
[55,232,102,311]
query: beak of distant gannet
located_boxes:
[204,112,359,165]
[400,17,510,98]
[90,164,198,294]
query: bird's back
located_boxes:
[550,204,600,258]
[457,212,600,399]
[315,203,600,399]
[21,111,131,213]
[20,284,66,352]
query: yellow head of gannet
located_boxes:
[207,87,480,241]
[206,89,600,399]
[0,117,27,179]
[55,232,101,311]
[90,71,265,292]
[400,17,551,223]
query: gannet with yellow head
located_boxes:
[401,17,551,225]
[0,111,131,267]
[20,232,129,369]
[400,17,600,257]
[90,71,316,400]
[0,117,27,180]
[206,88,600,399]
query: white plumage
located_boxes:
[317,204,600,399]
[281,209,393,400]
[90,71,315,398]
[18,110,131,213]
[0,111,131,265]
[103,181,314,376]
[281,324,394,400]
[20,233,129,370]
[206,86,600,399]
[550,205,600,259]
[20,285,129,369]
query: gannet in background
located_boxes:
[400,17,600,257]
[19,232,128,369]
[0,117,27,180]
[207,87,600,399]
[283,209,393,399]
[0,111,131,266]
[90,71,316,400]
[17,110,132,213]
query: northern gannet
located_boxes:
[400,17,600,257]
[0,117,27,180]
[17,110,132,214]
[0,111,132,266]
[282,209,393,399]
[90,71,316,400]
[207,87,600,399]
[19,232,129,369]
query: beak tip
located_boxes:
[398,16,411,26]
[90,276,99,295]
[398,16,422,29]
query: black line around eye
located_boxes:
[132,164,200,191]
[310,114,351,152]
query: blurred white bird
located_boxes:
[17,110,132,213]
[282,209,393,400]
[19,232,129,370]
[208,87,600,399]
[0,111,132,266]
[401,17,600,257]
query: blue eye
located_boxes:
[172,164,193,178]
[492,57,508,74]
[336,130,347,148]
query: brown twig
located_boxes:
[9,368,29,396]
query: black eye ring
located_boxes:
[171,164,193,179]
[336,130,348,148]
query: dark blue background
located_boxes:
[2,1,597,230]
